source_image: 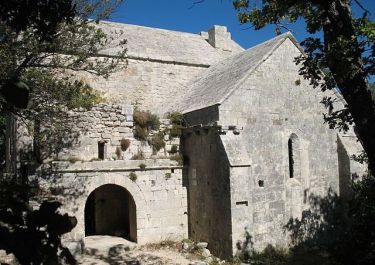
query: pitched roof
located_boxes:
[98,21,244,66]
[173,32,299,113]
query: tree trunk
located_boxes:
[322,0,375,174]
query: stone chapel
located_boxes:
[28,21,366,258]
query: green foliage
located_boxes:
[0,0,76,41]
[133,110,160,130]
[369,83,375,103]
[0,2,126,111]
[148,131,165,154]
[169,126,182,138]
[168,111,184,138]
[133,110,161,141]
[168,111,184,125]
[169,154,183,165]
[169,144,178,154]
[67,156,81,163]
[131,151,145,160]
[0,1,125,263]
[22,69,102,111]
[0,181,77,264]
[115,146,122,159]
[120,138,130,151]
[129,172,137,182]
[165,173,172,180]
[148,113,161,130]
[233,0,375,176]
[134,125,148,141]
[138,163,146,170]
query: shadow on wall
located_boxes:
[0,117,87,264]
[236,175,375,265]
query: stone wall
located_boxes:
[37,159,187,245]
[35,103,187,246]
[182,127,233,258]
[218,38,366,251]
[58,103,180,162]
[180,38,366,257]
[77,58,206,116]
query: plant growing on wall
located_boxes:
[167,112,184,139]
[148,131,166,154]
[169,144,178,154]
[133,109,160,141]
[129,172,137,182]
[115,146,122,160]
[120,138,130,151]
[169,154,183,166]
[131,151,145,160]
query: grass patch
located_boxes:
[169,154,183,165]
[129,172,137,182]
[148,131,165,154]
[169,144,178,154]
[131,151,145,160]
[120,138,130,151]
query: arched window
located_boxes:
[288,133,301,180]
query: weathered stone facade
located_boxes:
[178,34,366,257]
[29,22,366,259]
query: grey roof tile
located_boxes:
[173,32,295,113]
[98,21,243,66]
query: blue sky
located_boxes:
[109,0,375,49]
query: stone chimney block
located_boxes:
[208,25,232,50]
[199,31,209,40]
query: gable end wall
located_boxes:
[219,38,342,250]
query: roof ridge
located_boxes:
[101,20,206,39]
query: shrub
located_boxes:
[131,151,145,160]
[169,154,183,165]
[120,138,130,151]
[67,157,81,163]
[115,146,122,159]
[165,173,172,180]
[147,113,160,130]
[133,110,160,130]
[168,112,184,126]
[129,172,137,182]
[133,109,149,127]
[139,163,146,170]
[133,110,161,140]
[169,144,178,154]
[169,125,182,138]
[168,112,184,139]
[148,131,165,154]
[134,125,148,141]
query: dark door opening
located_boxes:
[98,140,107,160]
[85,184,137,242]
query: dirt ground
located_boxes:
[77,236,212,265]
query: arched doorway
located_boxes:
[85,184,137,242]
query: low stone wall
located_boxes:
[58,103,180,162]
[37,159,188,245]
